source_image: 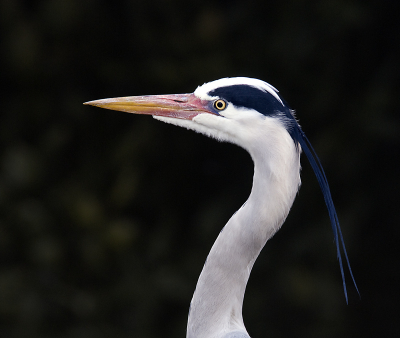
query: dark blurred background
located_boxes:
[1,0,399,337]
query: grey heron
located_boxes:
[84,77,358,338]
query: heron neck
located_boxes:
[187,139,301,338]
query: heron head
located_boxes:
[84,77,297,149]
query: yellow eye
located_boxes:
[213,99,227,111]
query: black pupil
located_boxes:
[216,101,224,109]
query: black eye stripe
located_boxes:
[209,85,286,116]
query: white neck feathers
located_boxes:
[187,118,301,338]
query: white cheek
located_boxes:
[193,114,238,144]
[218,105,237,118]
[192,113,220,126]
[220,106,262,120]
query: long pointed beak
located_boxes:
[84,93,215,120]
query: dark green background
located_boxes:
[1,0,399,337]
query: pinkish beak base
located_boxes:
[84,93,216,120]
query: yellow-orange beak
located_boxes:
[84,93,216,120]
